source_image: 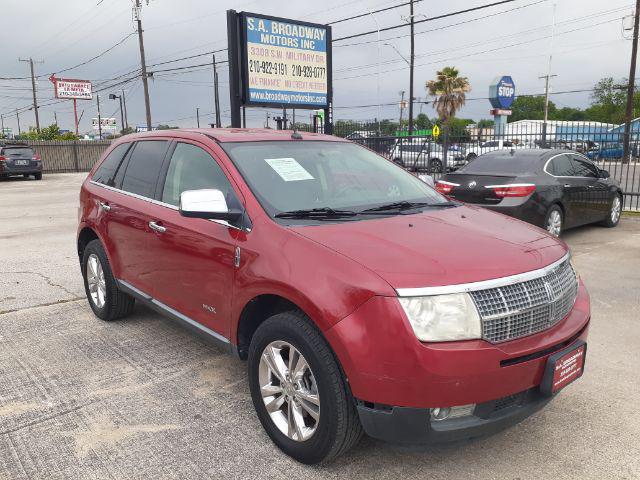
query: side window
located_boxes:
[571,156,598,178]
[161,143,234,207]
[504,141,513,147]
[549,155,575,176]
[120,141,168,198]
[93,143,130,187]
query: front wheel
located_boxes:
[544,205,563,237]
[248,311,362,464]
[601,194,622,228]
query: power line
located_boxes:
[333,0,517,42]
[327,0,424,25]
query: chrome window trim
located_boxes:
[543,152,598,179]
[118,280,229,344]
[90,179,249,232]
[396,252,571,297]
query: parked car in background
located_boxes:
[585,143,624,161]
[390,140,466,172]
[78,129,590,463]
[437,149,622,236]
[464,139,529,161]
[0,143,42,180]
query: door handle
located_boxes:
[563,184,572,188]
[149,221,167,233]
[587,185,595,188]
[99,201,111,212]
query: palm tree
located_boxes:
[426,67,471,171]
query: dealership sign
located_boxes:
[489,76,515,109]
[240,13,331,108]
[53,78,93,100]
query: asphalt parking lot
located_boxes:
[1,173,639,479]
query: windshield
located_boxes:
[222,141,447,220]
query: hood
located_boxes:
[291,205,567,291]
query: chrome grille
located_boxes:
[470,259,578,343]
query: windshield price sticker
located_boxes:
[265,158,315,182]
[244,16,329,107]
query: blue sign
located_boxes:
[489,76,516,109]
[242,14,330,108]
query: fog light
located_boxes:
[430,404,475,422]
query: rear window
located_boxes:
[120,141,168,198]
[1,147,33,156]
[93,143,131,187]
[459,154,540,175]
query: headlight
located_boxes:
[398,293,482,342]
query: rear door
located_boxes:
[145,140,242,338]
[101,139,170,294]
[546,153,589,227]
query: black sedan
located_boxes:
[436,149,623,236]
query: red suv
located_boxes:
[77,129,590,464]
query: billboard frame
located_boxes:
[227,10,333,132]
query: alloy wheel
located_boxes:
[611,196,621,224]
[546,210,562,237]
[87,253,106,309]
[259,340,320,442]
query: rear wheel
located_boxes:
[248,311,362,464]
[466,153,477,161]
[544,205,563,237]
[82,239,135,321]
[34,173,42,180]
[601,194,622,228]
[429,158,443,173]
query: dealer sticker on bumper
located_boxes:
[541,340,587,396]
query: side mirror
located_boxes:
[599,169,610,179]
[179,189,243,221]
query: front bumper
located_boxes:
[325,282,590,409]
[357,387,551,444]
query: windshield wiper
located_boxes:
[274,207,357,219]
[360,201,433,213]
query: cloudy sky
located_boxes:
[0,0,634,133]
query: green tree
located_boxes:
[476,119,495,129]
[509,96,556,122]
[414,113,432,130]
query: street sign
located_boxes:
[489,76,515,109]
[237,12,331,108]
[432,125,440,138]
[52,77,93,100]
[490,108,513,116]
[395,129,432,137]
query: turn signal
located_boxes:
[488,184,536,198]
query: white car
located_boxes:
[390,141,466,172]
[464,140,531,160]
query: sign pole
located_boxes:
[227,10,242,128]
[73,99,79,135]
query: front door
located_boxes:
[145,141,242,339]
[571,155,609,221]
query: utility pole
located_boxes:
[19,58,44,133]
[539,2,556,147]
[121,89,129,129]
[212,54,222,128]
[398,90,406,127]
[196,107,200,128]
[623,0,640,163]
[54,111,58,126]
[408,0,415,135]
[1,114,4,137]
[134,0,152,130]
[96,95,102,139]
[16,110,21,135]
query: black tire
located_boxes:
[429,158,443,173]
[601,193,622,228]
[23,174,30,178]
[466,153,477,161]
[544,205,563,237]
[82,239,135,321]
[393,157,404,167]
[248,311,363,464]
[34,172,42,180]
